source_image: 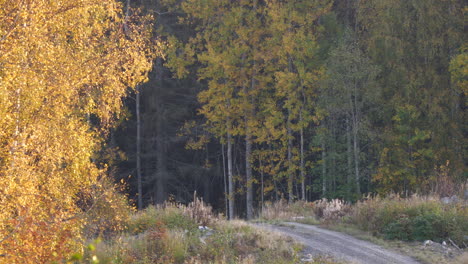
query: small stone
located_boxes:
[441,197,451,204]
[300,254,313,262]
[423,240,433,247]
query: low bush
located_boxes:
[348,195,468,245]
[81,177,133,239]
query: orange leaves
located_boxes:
[0,0,156,262]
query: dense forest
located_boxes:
[0,0,466,261]
[116,0,466,218]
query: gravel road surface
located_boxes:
[257,222,420,264]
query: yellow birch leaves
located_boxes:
[0,1,155,262]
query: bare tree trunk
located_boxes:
[136,86,143,210]
[124,0,131,33]
[321,140,326,197]
[245,57,257,220]
[271,145,278,202]
[352,80,360,195]
[287,54,294,204]
[126,0,143,209]
[331,120,337,193]
[300,114,305,200]
[346,116,352,199]
[227,122,234,220]
[260,158,264,213]
[222,144,228,218]
[287,109,293,203]
[154,58,167,204]
[245,123,253,219]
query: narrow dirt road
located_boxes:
[257,222,420,264]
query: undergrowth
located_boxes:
[349,194,468,245]
[73,196,304,264]
[259,195,468,247]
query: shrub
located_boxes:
[411,213,443,241]
[81,177,133,239]
[127,206,160,234]
[349,194,468,245]
[159,206,198,231]
[383,214,412,241]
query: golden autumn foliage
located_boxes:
[0,0,156,262]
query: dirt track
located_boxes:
[257,222,420,264]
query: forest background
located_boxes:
[119,0,466,218]
[0,0,466,262]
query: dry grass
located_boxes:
[454,252,468,264]
[260,199,316,222]
[182,194,218,226]
[312,199,352,222]
[78,198,307,263]
[259,198,353,225]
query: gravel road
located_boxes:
[257,222,420,264]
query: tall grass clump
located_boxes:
[259,199,352,225]
[78,196,304,263]
[260,199,316,221]
[349,194,468,245]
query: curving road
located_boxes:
[256,222,420,264]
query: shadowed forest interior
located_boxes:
[114,0,466,218]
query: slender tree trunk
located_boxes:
[244,57,254,220]
[287,109,293,203]
[331,120,337,193]
[274,178,278,201]
[300,113,305,200]
[271,145,278,201]
[227,122,234,220]
[287,55,294,204]
[245,127,253,219]
[136,86,143,210]
[153,58,167,204]
[321,140,326,197]
[222,144,228,218]
[260,158,264,213]
[346,116,352,199]
[124,0,131,33]
[126,0,143,209]
[352,80,360,195]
